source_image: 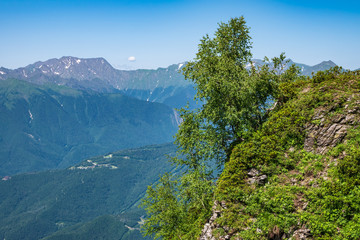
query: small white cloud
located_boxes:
[128,56,136,62]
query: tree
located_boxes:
[141,16,301,239]
[141,169,214,240]
[176,17,277,169]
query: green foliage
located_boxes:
[335,129,360,184]
[216,78,310,198]
[311,66,343,84]
[213,69,360,239]
[299,128,360,239]
[141,173,184,239]
[177,21,302,170]
[141,169,214,239]
[179,17,271,167]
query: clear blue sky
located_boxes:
[0,0,359,70]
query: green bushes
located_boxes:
[214,69,360,239]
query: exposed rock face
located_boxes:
[246,168,267,185]
[304,103,359,154]
[200,169,268,240]
[292,226,312,240]
[200,201,232,240]
[200,223,215,240]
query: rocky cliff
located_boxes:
[201,68,360,239]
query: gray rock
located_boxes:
[292,227,311,240]
[247,168,260,177]
[246,169,267,185]
[304,116,350,154]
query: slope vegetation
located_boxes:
[202,69,360,239]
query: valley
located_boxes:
[0,79,178,175]
[0,143,178,240]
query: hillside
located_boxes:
[201,69,360,239]
[0,79,178,175]
[0,143,178,240]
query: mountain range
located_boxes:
[0,57,193,109]
[0,57,188,90]
[0,57,339,109]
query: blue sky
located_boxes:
[0,0,359,70]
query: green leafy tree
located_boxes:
[140,173,184,239]
[141,16,301,239]
[177,17,279,168]
[141,170,214,239]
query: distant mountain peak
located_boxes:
[316,60,337,66]
[0,67,8,75]
[14,56,117,82]
[36,56,112,68]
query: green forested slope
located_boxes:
[0,79,178,175]
[0,143,177,240]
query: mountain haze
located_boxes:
[0,79,178,175]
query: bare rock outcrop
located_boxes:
[200,201,232,240]
[292,226,312,240]
[304,106,359,154]
[246,168,267,185]
[200,168,267,240]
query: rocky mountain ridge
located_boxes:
[0,57,340,109]
[0,56,188,92]
[0,56,195,109]
[0,57,339,85]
